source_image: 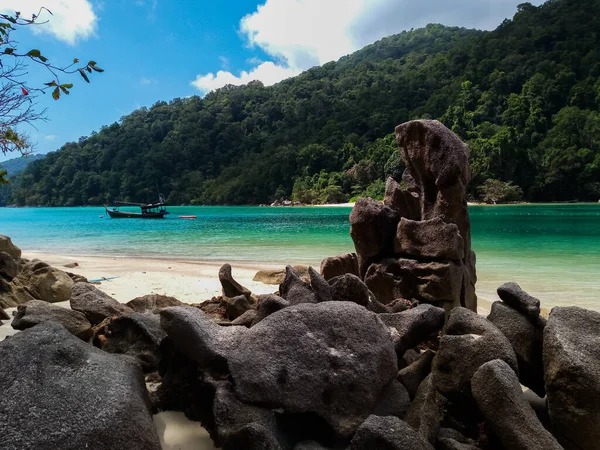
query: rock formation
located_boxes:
[332,120,476,312]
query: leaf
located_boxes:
[26,49,42,58]
[86,67,92,73]
[73,58,79,64]
[88,60,97,66]
[44,81,57,87]
[78,68,90,83]
[90,65,104,73]
[52,87,60,100]
[60,83,73,89]
[60,86,70,95]
[3,48,14,55]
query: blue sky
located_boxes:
[0,0,545,162]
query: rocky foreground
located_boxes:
[1,121,598,450]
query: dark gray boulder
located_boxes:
[70,282,133,324]
[350,415,434,450]
[406,374,447,444]
[432,307,518,401]
[0,234,21,259]
[99,312,166,372]
[379,304,445,355]
[231,308,258,327]
[436,428,479,450]
[308,266,332,303]
[279,265,318,305]
[328,273,370,307]
[543,306,600,450]
[252,294,290,326]
[349,197,401,275]
[397,350,435,400]
[11,299,92,340]
[395,217,464,260]
[372,380,411,420]
[319,253,359,281]
[497,282,541,319]
[126,293,185,313]
[472,359,563,450]
[228,302,398,439]
[0,307,9,320]
[160,306,247,370]
[219,263,252,299]
[213,381,283,450]
[0,251,18,280]
[487,301,546,396]
[224,294,254,320]
[383,176,420,221]
[0,322,161,450]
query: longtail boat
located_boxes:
[104,200,170,219]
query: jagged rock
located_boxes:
[294,441,331,450]
[406,374,447,444]
[126,293,185,313]
[364,258,462,308]
[70,282,133,324]
[228,302,398,439]
[397,350,435,400]
[497,282,541,319]
[219,263,252,299]
[253,265,309,285]
[160,306,247,370]
[350,198,401,275]
[0,251,18,280]
[308,267,332,303]
[432,307,518,401]
[319,253,359,281]
[395,217,464,260]
[0,307,8,320]
[436,428,479,450]
[0,322,161,450]
[543,306,600,450]
[472,359,563,450]
[63,262,79,268]
[487,301,546,396]
[372,380,411,420]
[13,259,74,303]
[383,176,420,220]
[279,265,317,305]
[224,294,254,320]
[251,294,290,326]
[0,277,35,308]
[11,299,92,340]
[350,415,434,450]
[231,308,257,327]
[66,271,87,283]
[197,297,228,323]
[0,235,21,259]
[523,389,551,429]
[213,381,283,450]
[99,313,166,372]
[379,304,445,355]
[328,273,370,307]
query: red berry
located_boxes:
[21,87,29,96]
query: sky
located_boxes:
[0,0,546,162]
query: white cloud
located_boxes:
[140,77,153,85]
[44,134,57,141]
[191,61,300,94]
[191,0,546,95]
[0,0,97,45]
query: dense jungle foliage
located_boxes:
[7,0,600,206]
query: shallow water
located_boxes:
[1,204,598,310]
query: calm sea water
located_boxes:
[0,204,598,309]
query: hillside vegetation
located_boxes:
[9,0,600,206]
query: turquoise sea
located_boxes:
[1,204,599,310]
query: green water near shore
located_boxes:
[0,204,598,310]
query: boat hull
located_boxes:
[105,207,169,219]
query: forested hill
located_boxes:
[10,0,600,206]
